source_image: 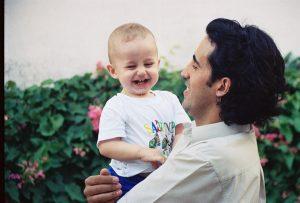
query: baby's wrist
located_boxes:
[137,147,145,160]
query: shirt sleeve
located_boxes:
[118,148,221,203]
[97,98,126,145]
[169,92,191,125]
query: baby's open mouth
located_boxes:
[133,79,150,85]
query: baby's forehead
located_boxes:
[110,35,158,56]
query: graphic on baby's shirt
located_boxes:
[144,120,176,156]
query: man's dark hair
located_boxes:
[206,18,286,126]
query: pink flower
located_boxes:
[96,61,105,73]
[42,156,48,163]
[4,115,9,121]
[88,105,102,119]
[252,125,261,138]
[260,158,268,167]
[8,173,21,180]
[35,170,45,179]
[289,147,298,154]
[88,105,102,131]
[92,118,100,131]
[264,133,278,142]
[282,191,289,199]
[73,147,86,157]
[73,147,80,155]
[17,182,23,189]
[80,151,86,157]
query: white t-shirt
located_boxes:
[97,90,191,177]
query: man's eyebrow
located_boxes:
[193,54,200,66]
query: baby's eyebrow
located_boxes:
[193,54,200,66]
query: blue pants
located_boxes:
[108,167,146,198]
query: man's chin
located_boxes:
[182,100,190,112]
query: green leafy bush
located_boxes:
[256,54,300,202]
[4,55,299,202]
[4,61,185,202]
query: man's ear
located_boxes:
[107,64,118,79]
[216,77,231,97]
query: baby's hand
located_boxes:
[138,148,166,165]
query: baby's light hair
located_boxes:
[108,23,156,63]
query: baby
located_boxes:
[97,23,191,197]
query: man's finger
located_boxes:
[86,190,122,203]
[100,168,110,175]
[85,175,119,186]
[84,183,121,196]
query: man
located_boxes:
[84,18,286,202]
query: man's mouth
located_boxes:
[133,79,150,85]
[184,81,190,96]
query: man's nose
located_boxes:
[181,66,188,79]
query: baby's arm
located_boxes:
[98,138,166,164]
[172,123,184,148]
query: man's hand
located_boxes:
[84,168,122,203]
[138,148,166,166]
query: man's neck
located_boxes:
[194,111,222,127]
[195,118,222,127]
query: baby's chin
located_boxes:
[124,88,153,98]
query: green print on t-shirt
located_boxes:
[144,120,175,156]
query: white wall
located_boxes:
[5,0,300,88]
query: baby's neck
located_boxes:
[121,89,155,98]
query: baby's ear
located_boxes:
[107,64,118,79]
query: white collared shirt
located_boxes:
[119,122,266,203]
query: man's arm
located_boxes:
[99,138,166,164]
[118,148,218,203]
[84,168,122,203]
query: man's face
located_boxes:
[181,36,217,122]
[109,35,159,97]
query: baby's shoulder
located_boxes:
[103,94,124,108]
[154,90,176,98]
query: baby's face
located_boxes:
[111,35,159,97]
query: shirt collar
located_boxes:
[185,121,252,142]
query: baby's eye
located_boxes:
[127,65,136,69]
[145,63,154,68]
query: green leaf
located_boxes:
[293,117,300,132]
[48,140,65,154]
[284,153,294,170]
[38,114,64,136]
[50,114,64,130]
[45,180,63,193]
[277,144,288,153]
[33,144,47,160]
[54,102,67,111]
[65,183,85,202]
[53,194,69,203]
[6,147,19,161]
[5,181,19,202]
[279,124,293,142]
[38,117,56,136]
[63,147,72,158]
[41,79,54,86]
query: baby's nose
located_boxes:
[137,68,146,76]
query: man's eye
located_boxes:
[192,65,198,70]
